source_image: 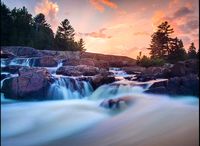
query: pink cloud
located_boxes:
[35,0,59,32]
[79,28,112,39]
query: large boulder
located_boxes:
[91,74,115,89]
[56,66,82,76]
[34,56,58,67]
[1,67,54,100]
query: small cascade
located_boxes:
[47,60,63,74]
[1,58,35,67]
[109,67,136,80]
[109,67,128,77]
[89,84,145,101]
[48,76,93,99]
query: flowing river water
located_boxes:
[1,58,199,146]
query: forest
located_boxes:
[1,2,85,51]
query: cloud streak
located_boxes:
[90,0,118,12]
[79,28,112,38]
[35,0,59,32]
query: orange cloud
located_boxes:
[90,0,118,12]
[101,0,117,9]
[133,31,150,36]
[35,0,59,32]
[152,10,165,31]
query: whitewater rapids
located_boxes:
[1,93,199,146]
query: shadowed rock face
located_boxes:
[2,67,54,100]
[145,74,199,96]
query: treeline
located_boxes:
[137,21,199,67]
[1,2,85,51]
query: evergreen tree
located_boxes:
[188,42,197,59]
[10,6,33,46]
[1,2,12,45]
[167,38,187,63]
[148,21,174,59]
[77,38,86,51]
[33,13,54,50]
[54,19,76,51]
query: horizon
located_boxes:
[2,0,199,59]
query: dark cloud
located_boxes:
[173,7,193,18]
[186,19,199,30]
[178,19,199,33]
[79,28,112,39]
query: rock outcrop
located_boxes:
[56,65,100,76]
[145,74,199,96]
[2,67,54,100]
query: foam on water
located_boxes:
[1,100,109,146]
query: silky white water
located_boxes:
[1,67,199,146]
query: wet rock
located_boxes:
[145,86,168,94]
[1,67,54,100]
[1,73,10,80]
[91,74,115,89]
[100,96,134,109]
[145,74,199,96]
[1,50,15,58]
[56,66,82,76]
[1,65,22,74]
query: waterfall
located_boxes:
[48,76,93,100]
[46,60,63,74]
[1,58,35,67]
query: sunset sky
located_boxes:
[2,0,199,59]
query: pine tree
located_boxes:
[148,21,174,59]
[188,42,197,59]
[167,38,187,63]
[77,38,86,51]
[33,13,54,50]
[54,19,76,51]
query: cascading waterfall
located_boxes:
[1,58,35,67]
[1,62,199,146]
[48,76,94,100]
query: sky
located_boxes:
[2,0,199,59]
